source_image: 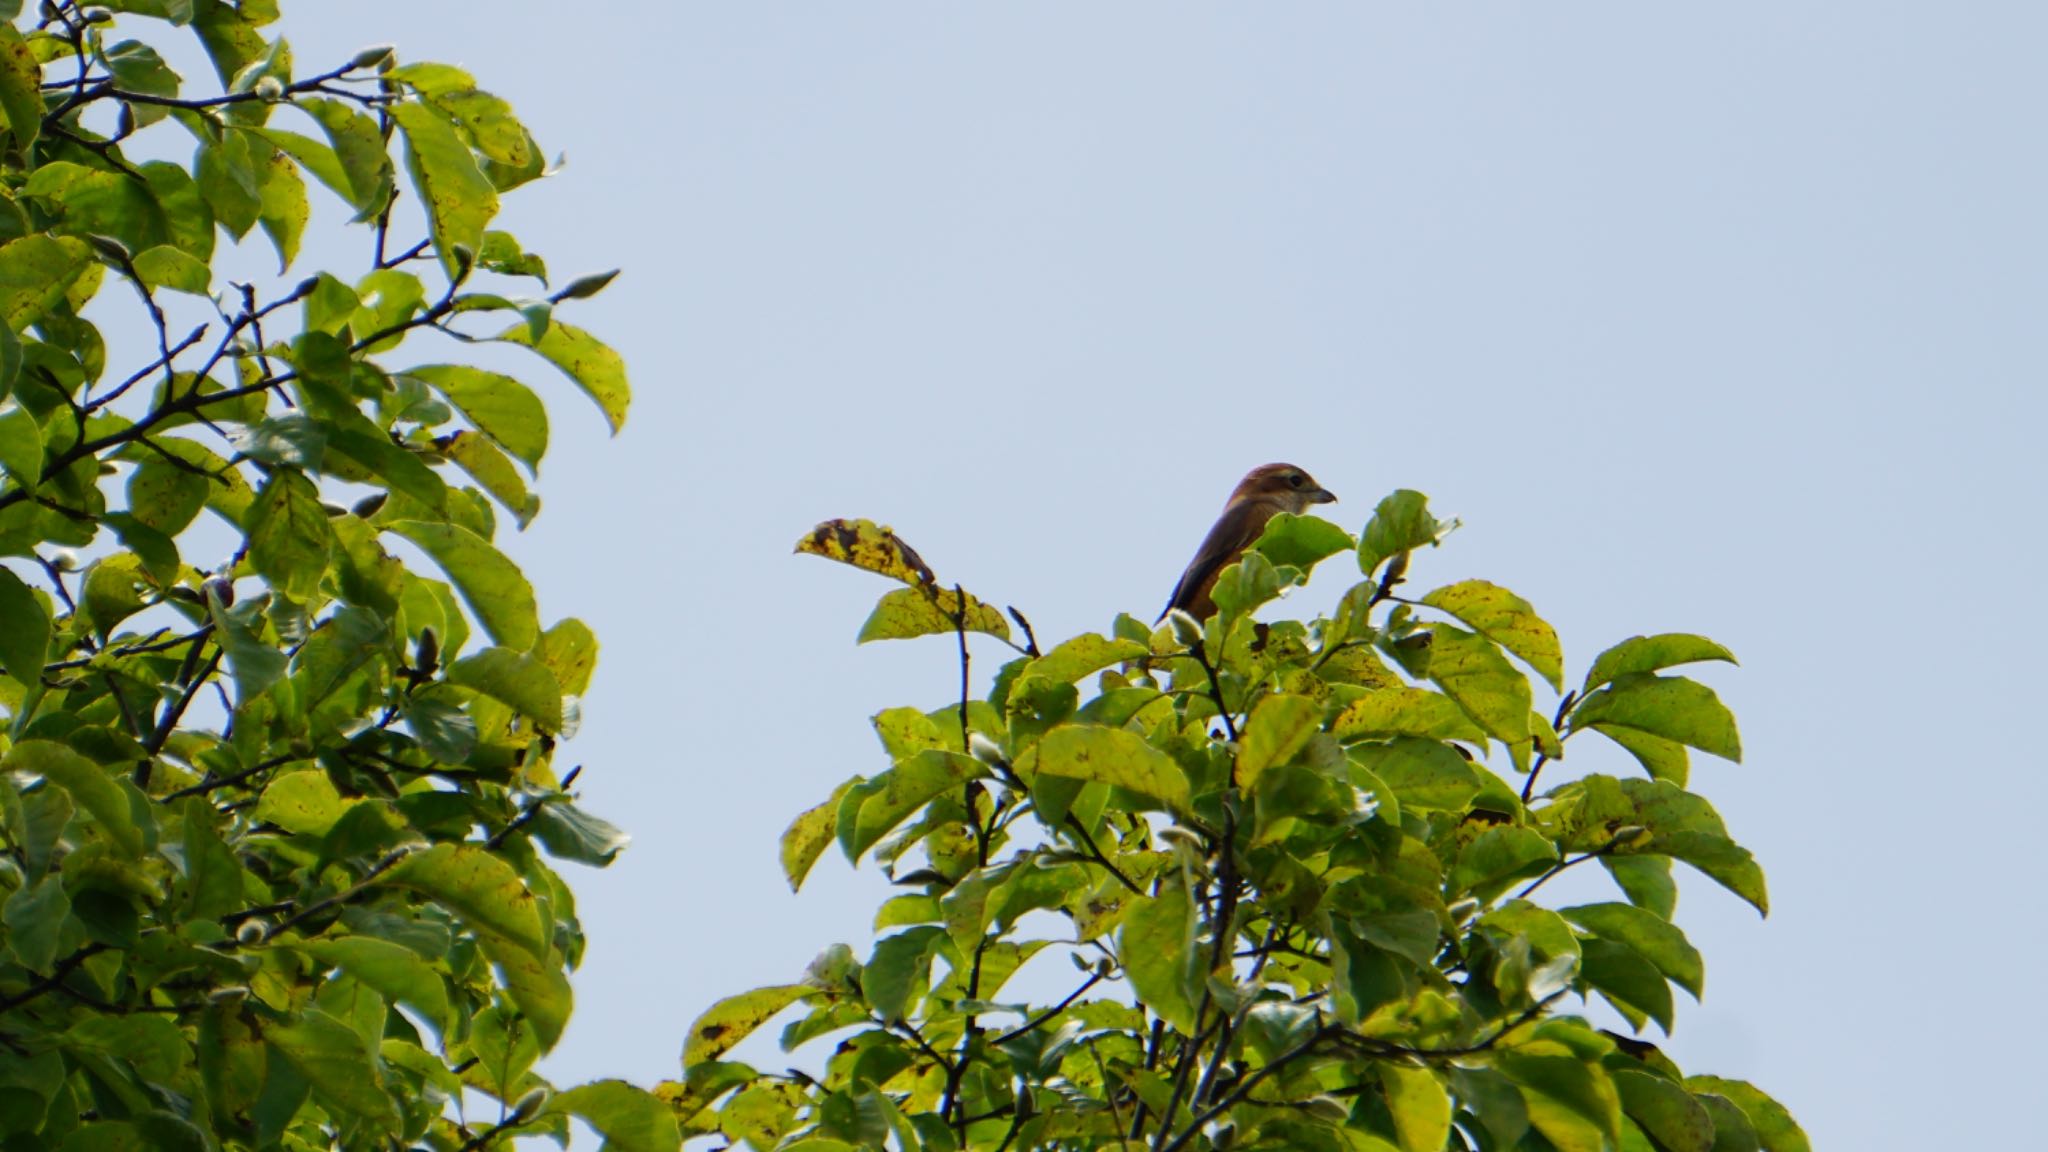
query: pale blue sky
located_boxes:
[149,4,2048,1147]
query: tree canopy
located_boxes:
[0,3,668,1150]
[674,496,1807,1152]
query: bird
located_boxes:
[1160,463,1336,621]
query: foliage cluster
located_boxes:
[0,3,673,1151]
[677,499,1809,1152]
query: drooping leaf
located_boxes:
[795,518,936,586]
[0,563,50,690]
[836,750,983,862]
[1427,624,1533,749]
[1560,902,1704,998]
[499,319,629,434]
[245,470,334,604]
[406,365,549,471]
[1234,693,1321,788]
[263,1010,401,1131]
[1423,580,1564,691]
[447,645,562,731]
[385,520,539,650]
[382,843,546,958]
[6,740,144,857]
[1119,881,1198,1035]
[391,101,497,276]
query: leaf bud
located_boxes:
[351,44,396,70]
[234,919,268,946]
[350,492,386,518]
[508,1086,551,1123]
[1302,1096,1350,1122]
[207,984,250,1004]
[320,501,348,517]
[415,627,439,676]
[253,76,285,103]
[551,269,619,303]
[1447,897,1480,922]
[38,3,58,23]
[967,732,1007,767]
[1165,608,1204,648]
[83,7,112,22]
[45,548,79,572]
[204,575,234,607]
[1612,824,1653,850]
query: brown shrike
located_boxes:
[1160,463,1337,621]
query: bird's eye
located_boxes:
[1287,473,1304,488]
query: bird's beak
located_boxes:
[1309,486,1337,505]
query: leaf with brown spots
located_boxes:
[795,518,936,586]
[858,586,1010,644]
[681,984,809,1067]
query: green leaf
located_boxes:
[1657,830,1768,916]
[538,617,598,696]
[2,874,68,971]
[531,802,630,867]
[263,1010,400,1131]
[209,593,287,705]
[253,768,355,835]
[859,586,1010,644]
[1427,624,1532,749]
[383,843,546,958]
[130,245,210,295]
[1119,881,1198,1035]
[1682,1077,1810,1152]
[1559,902,1703,998]
[298,98,394,217]
[780,792,841,893]
[305,937,451,1036]
[0,402,40,489]
[0,236,93,330]
[1252,511,1355,571]
[446,646,563,731]
[1615,1070,1714,1152]
[0,26,41,151]
[1580,938,1674,1033]
[1333,686,1487,745]
[0,564,49,690]
[252,136,308,272]
[1602,855,1677,920]
[1584,634,1736,695]
[549,1081,681,1152]
[7,740,143,856]
[1357,489,1445,577]
[1571,674,1741,763]
[863,927,942,1024]
[835,750,982,862]
[1022,633,1148,686]
[1234,693,1321,788]
[1596,723,1690,786]
[1694,1092,1763,1152]
[1349,738,1480,811]
[405,365,548,470]
[1422,579,1564,691]
[390,101,497,276]
[1379,1063,1453,1152]
[498,319,630,434]
[246,470,335,604]
[477,930,572,1051]
[1030,724,1189,812]
[401,696,475,763]
[385,520,539,650]
[684,985,809,1066]
[441,430,536,526]
[1451,826,1556,895]
[1499,1052,1622,1149]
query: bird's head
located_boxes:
[1234,463,1337,515]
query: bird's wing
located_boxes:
[1160,499,1274,620]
